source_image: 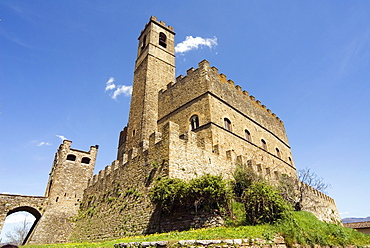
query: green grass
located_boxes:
[276,211,370,247]
[22,211,370,248]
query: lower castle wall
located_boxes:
[301,182,341,223]
[70,121,340,242]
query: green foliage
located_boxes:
[149,174,231,212]
[149,178,188,211]
[124,188,140,198]
[232,165,262,199]
[224,201,246,226]
[188,174,231,211]
[243,182,292,225]
[276,211,370,247]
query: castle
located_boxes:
[0,16,340,244]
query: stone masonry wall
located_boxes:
[0,194,47,240]
[70,122,225,241]
[158,60,296,180]
[301,182,341,223]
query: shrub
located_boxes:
[149,174,232,212]
[188,174,231,211]
[149,178,188,211]
[243,182,292,225]
[232,165,262,200]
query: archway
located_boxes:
[0,206,41,245]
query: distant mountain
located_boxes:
[342,216,370,223]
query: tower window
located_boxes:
[141,35,147,50]
[276,148,281,158]
[261,139,267,151]
[190,115,199,130]
[224,118,231,131]
[81,157,91,164]
[245,129,251,142]
[159,32,167,48]
[289,157,293,165]
[66,154,76,161]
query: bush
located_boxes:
[232,165,262,199]
[188,174,231,211]
[243,182,292,225]
[149,174,232,212]
[149,178,188,211]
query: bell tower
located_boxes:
[118,16,175,157]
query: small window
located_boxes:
[66,154,76,161]
[190,115,199,130]
[261,139,267,151]
[224,118,231,131]
[141,35,147,50]
[159,32,167,48]
[289,157,293,165]
[266,167,271,177]
[245,129,251,142]
[81,157,91,164]
[276,148,281,158]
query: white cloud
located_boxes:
[5,212,35,224]
[37,141,52,147]
[104,77,132,100]
[112,85,132,100]
[56,135,67,141]
[105,77,116,91]
[175,36,218,54]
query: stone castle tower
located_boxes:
[0,16,340,245]
[26,140,98,244]
[118,16,175,158]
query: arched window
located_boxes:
[159,32,167,48]
[245,129,251,142]
[261,139,267,151]
[224,118,231,131]
[81,157,91,164]
[141,35,147,50]
[66,154,76,161]
[276,148,281,158]
[289,157,293,165]
[190,115,199,130]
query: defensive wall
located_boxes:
[70,121,339,242]
[300,182,341,223]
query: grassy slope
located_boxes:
[22,211,370,248]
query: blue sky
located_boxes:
[1,1,370,237]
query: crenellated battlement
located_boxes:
[159,60,283,123]
[140,16,175,37]
[301,181,335,204]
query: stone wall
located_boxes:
[115,236,370,248]
[158,60,296,180]
[0,194,47,243]
[301,182,341,223]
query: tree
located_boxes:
[5,218,31,246]
[278,168,330,211]
[232,164,262,200]
[243,182,291,225]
